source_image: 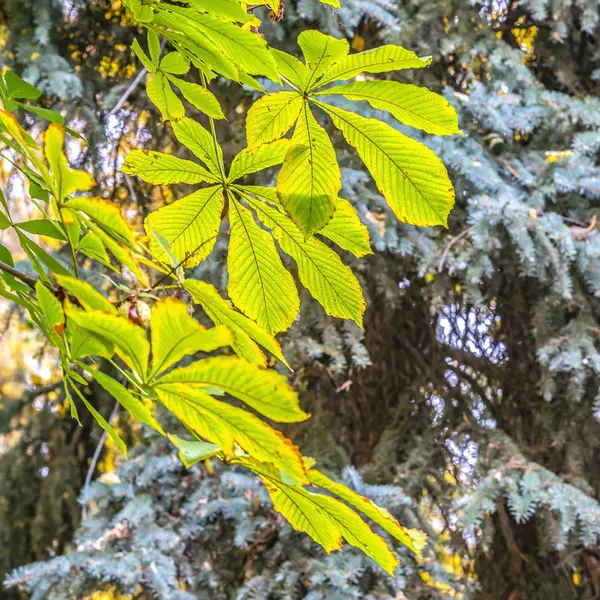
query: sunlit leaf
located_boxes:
[246,92,303,148]
[319,198,372,257]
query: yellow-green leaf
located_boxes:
[318,102,454,227]
[168,434,221,468]
[171,117,223,177]
[308,468,427,557]
[228,197,299,334]
[277,103,340,236]
[165,76,224,119]
[132,38,156,73]
[246,92,303,148]
[319,198,372,257]
[144,185,224,268]
[184,280,288,368]
[316,80,460,136]
[66,307,150,377]
[44,124,95,199]
[188,0,251,23]
[239,186,365,327]
[146,72,185,121]
[35,280,64,329]
[271,49,307,89]
[316,45,432,89]
[228,139,290,182]
[159,51,190,75]
[121,149,220,185]
[156,354,307,423]
[93,370,166,436]
[149,297,232,378]
[66,197,135,246]
[156,385,307,482]
[298,30,349,91]
[55,274,116,314]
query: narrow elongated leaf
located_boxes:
[16,219,66,240]
[121,150,219,185]
[319,102,454,227]
[35,280,64,330]
[171,117,223,177]
[298,31,349,91]
[3,71,41,100]
[44,124,95,198]
[228,198,299,334]
[147,30,161,65]
[55,274,116,314]
[132,38,156,73]
[156,385,307,482]
[66,197,135,245]
[79,232,111,266]
[309,468,426,556]
[193,13,279,81]
[188,0,251,22]
[277,103,340,236]
[149,297,232,378]
[156,355,307,423]
[271,49,307,89]
[246,92,303,148]
[316,80,460,136]
[93,370,165,436]
[228,139,290,182]
[184,280,288,368]
[146,72,185,121]
[168,434,220,468]
[316,45,432,88]
[165,76,224,119]
[239,187,365,327]
[144,185,224,267]
[66,307,150,377]
[319,198,372,257]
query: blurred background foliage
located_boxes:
[1,0,600,598]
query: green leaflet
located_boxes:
[277,103,340,236]
[121,150,220,185]
[159,52,190,75]
[318,101,455,227]
[35,280,64,331]
[132,38,156,72]
[168,434,221,468]
[271,49,307,89]
[227,139,290,182]
[93,370,165,436]
[156,355,307,423]
[171,117,223,177]
[15,219,66,240]
[228,197,300,334]
[155,385,308,482]
[144,185,224,268]
[319,198,372,258]
[187,0,251,23]
[298,30,349,91]
[315,44,432,88]
[316,80,461,136]
[146,72,185,121]
[309,468,427,557]
[164,75,224,119]
[55,274,116,314]
[149,297,232,378]
[66,307,150,378]
[238,186,365,328]
[184,280,289,368]
[246,92,304,148]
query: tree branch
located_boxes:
[0,259,38,289]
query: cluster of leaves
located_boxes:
[0,0,458,574]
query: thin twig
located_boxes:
[438,226,474,273]
[81,400,119,519]
[0,259,38,289]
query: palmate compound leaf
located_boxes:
[144,185,224,268]
[246,91,304,148]
[276,102,341,237]
[236,186,366,327]
[154,385,307,483]
[317,101,455,227]
[149,297,233,379]
[315,80,461,136]
[65,306,150,378]
[319,198,373,258]
[239,458,399,575]
[121,150,220,185]
[184,280,289,368]
[227,196,300,335]
[155,354,308,423]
